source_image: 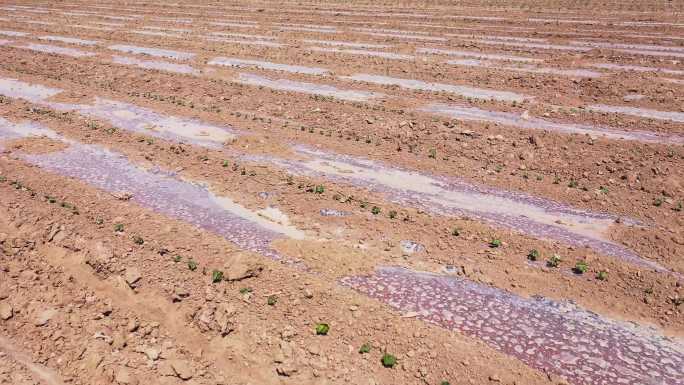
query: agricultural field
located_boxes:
[0,0,683,384]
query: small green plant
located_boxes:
[133,236,144,245]
[359,343,371,354]
[451,227,461,236]
[653,197,664,207]
[360,201,368,209]
[388,210,397,219]
[489,239,502,248]
[212,270,224,283]
[173,255,182,263]
[568,180,578,188]
[222,160,229,167]
[267,295,277,306]
[0,176,6,182]
[187,260,198,271]
[428,148,436,159]
[573,261,588,274]
[674,202,682,212]
[314,185,325,194]
[547,254,562,268]
[644,287,654,295]
[315,323,330,335]
[441,382,451,385]
[371,206,381,215]
[527,249,540,261]
[45,195,57,203]
[596,270,608,281]
[599,186,609,194]
[114,223,124,232]
[381,353,397,368]
[239,287,253,294]
[95,217,104,225]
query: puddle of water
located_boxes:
[342,73,531,102]
[276,26,338,33]
[0,77,237,148]
[623,94,646,101]
[588,104,684,123]
[211,31,276,40]
[614,49,684,59]
[205,36,285,48]
[0,116,62,142]
[208,57,329,75]
[469,39,591,52]
[0,30,28,37]
[15,43,96,58]
[572,40,684,53]
[448,33,548,43]
[38,35,99,46]
[131,30,186,39]
[143,25,192,33]
[448,59,603,78]
[0,131,297,261]
[352,27,430,35]
[663,78,684,85]
[71,25,114,32]
[302,39,391,49]
[209,22,258,28]
[421,103,684,144]
[112,55,199,75]
[254,145,667,272]
[107,44,195,60]
[235,73,383,102]
[60,98,237,147]
[591,63,684,76]
[417,47,542,63]
[357,31,448,42]
[342,266,684,385]
[0,78,62,103]
[308,46,414,60]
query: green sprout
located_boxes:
[568,180,578,188]
[211,270,224,283]
[428,148,437,159]
[653,197,664,207]
[596,270,608,281]
[489,239,502,248]
[222,160,229,167]
[388,210,397,219]
[527,249,540,261]
[133,236,144,245]
[371,206,381,215]
[187,260,198,271]
[173,255,182,263]
[315,323,330,335]
[267,295,277,306]
[359,343,371,354]
[573,261,588,274]
[239,287,253,294]
[114,223,124,232]
[381,353,397,368]
[599,186,609,194]
[547,254,562,268]
[314,185,325,194]
[451,227,461,236]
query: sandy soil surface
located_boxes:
[0,1,683,385]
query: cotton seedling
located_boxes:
[381,353,397,368]
[315,323,330,335]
